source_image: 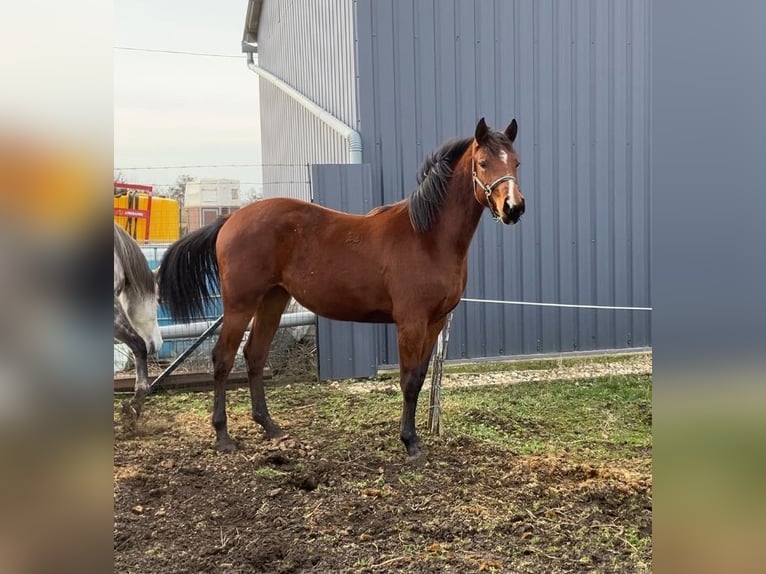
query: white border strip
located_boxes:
[460,298,652,311]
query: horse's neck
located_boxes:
[434,162,485,256]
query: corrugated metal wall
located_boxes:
[311,164,378,381]
[257,0,357,201]
[354,0,652,365]
[254,0,652,376]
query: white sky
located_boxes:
[114,0,262,199]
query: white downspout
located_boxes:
[247,52,362,164]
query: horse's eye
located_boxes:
[478,160,487,169]
[516,161,521,169]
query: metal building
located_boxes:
[243,0,651,379]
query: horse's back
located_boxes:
[234,196,372,223]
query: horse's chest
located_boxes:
[407,262,466,313]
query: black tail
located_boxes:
[157,217,228,322]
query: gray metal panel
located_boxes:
[259,82,347,201]
[311,163,377,380]
[355,0,652,366]
[257,0,357,127]
[257,0,357,202]
[255,0,651,375]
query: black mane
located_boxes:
[407,138,471,233]
[407,131,512,233]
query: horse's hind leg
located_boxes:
[397,317,446,462]
[211,311,252,452]
[114,297,150,424]
[244,287,291,438]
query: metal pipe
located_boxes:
[159,311,316,340]
[246,52,362,164]
[149,311,316,393]
[149,315,224,392]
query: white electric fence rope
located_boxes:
[460,298,652,311]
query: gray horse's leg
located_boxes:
[114,297,150,423]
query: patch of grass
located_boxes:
[252,466,282,479]
[440,374,651,462]
[624,526,651,552]
[315,391,401,432]
[150,390,212,416]
[397,471,424,485]
[117,369,651,467]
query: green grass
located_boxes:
[442,374,651,461]
[293,372,649,464]
[154,391,212,415]
[252,466,283,479]
[124,370,651,466]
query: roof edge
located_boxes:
[242,0,263,47]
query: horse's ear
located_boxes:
[475,117,489,144]
[504,119,518,143]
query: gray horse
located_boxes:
[114,223,162,421]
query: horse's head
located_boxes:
[471,117,525,225]
[122,277,163,356]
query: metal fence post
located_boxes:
[428,311,453,435]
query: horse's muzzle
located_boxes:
[147,334,163,356]
[502,198,525,225]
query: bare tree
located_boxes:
[165,174,196,208]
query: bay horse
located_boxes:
[157,117,525,460]
[114,223,163,421]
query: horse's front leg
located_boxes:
[398,356,431,459]
[130,346,150,417]
[114,297,150,423]
[396,318,445,462]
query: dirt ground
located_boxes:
[114,359,651,573]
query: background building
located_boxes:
[243,0,651,379]
[183,178,242,234]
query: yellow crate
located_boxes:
[114,193,180,243]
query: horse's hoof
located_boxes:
[120,400,139,427]
[406,450,428,466]
[265,426,285,439]
[215,439,239,453]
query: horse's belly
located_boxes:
[318,306,394,324]
[283,277,394,324]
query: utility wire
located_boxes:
[114,46,243,59]
[116,181,308,188]
[115,163,304,170]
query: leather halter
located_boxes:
[471,159,517,222]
